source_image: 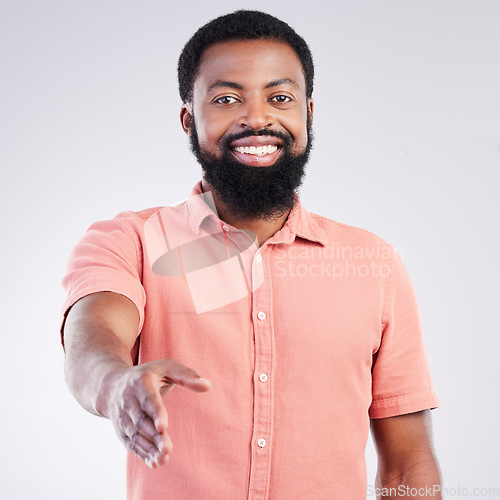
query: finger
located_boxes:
[137,414,170,457]
[124,435,157,468]
[131,397,173,457]
[119,412,168,468]
[154,359,212,393]
[130,429,172,468]
[119,401,157,451]
[137,383,169,435]
[129,404,163,450]
[122,391,171,458]
[118,413,151,462]
[131,431,163,466]
[156,430,173,464]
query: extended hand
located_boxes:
[104,359,211,468]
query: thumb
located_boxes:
[152,358,212,393]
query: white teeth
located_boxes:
[233,145,278,156]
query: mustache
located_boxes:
[219,129,292,149]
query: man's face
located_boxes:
[181,39,314,220]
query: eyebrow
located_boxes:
[264,78,299,89]
[207,78,299,92]
[208,80,243,92]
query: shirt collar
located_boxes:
[186,182,220,235]
[275,198,328,246]
[186,181,328,246]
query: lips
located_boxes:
[229,136,283,167]
[233,144,278,156]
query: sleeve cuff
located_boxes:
[369,390,440,419]
[59,283,146,346]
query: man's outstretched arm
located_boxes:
[371,410,441,499]
[63,291,211,469]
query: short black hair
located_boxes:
[177,10,314,103]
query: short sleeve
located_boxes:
[369,251,440,418]
[60,215,146,343]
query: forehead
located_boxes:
[194,39,306,93]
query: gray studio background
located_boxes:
[1,0,499,498]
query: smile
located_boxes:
[232,144,279,156]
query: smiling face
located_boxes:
[182,39,313,164]
[180,39,314,221]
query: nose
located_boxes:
[236,99,275,130]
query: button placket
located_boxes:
[248,246,274,499]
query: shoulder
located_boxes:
[307,210,393,252]
[106,199,189,233]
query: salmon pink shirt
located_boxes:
[62,182,439,499]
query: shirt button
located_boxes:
[257,311,266,321]
[257,438,267,448]
[259,373,268,382]
[256,254,263,263]
[222,225,229,232]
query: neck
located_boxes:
[202,179,291,247]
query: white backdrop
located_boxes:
[1,0,499,498]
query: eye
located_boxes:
[214,96,239,105]
[270,95,293,104]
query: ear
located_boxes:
[180,103,193,135]
[307,98,314,127]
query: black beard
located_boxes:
[189,118,313,221]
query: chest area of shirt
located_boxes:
[142,242,384,366]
